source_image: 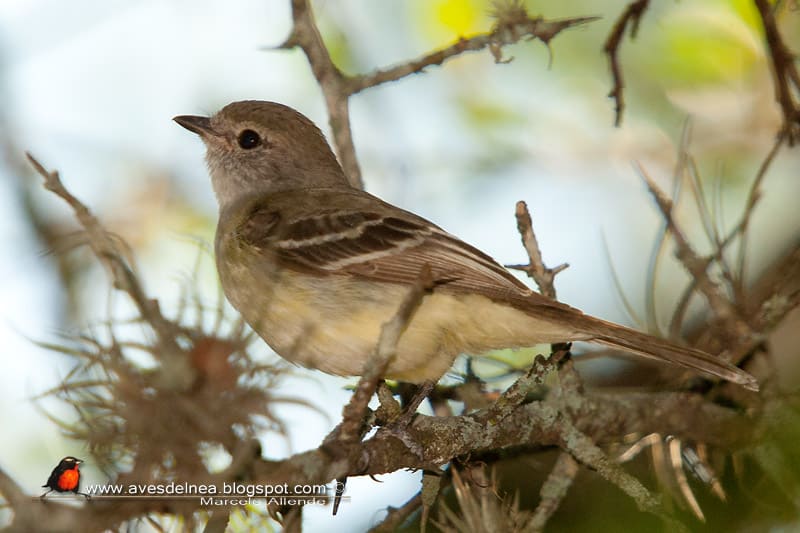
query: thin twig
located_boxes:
[348,15,599,94]
[507,200,568,299]
[369,493,423,533]
[753,0,800,144]
[638,163,743,331]
[686,156,736,291]
[733,132,786,292]
[526,452,579,532]
[603,0,651,126]
[330,265,434,448]
[648,121,695,337]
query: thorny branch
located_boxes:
[347,14,599,94]
[503,201,659,526]
[282,0,597,189]
[283,0,363,189]
[507,200,569,300]
[664,133,785,344]
[754,0,800,144]
[604,0,651,126]
[606,0,800,136]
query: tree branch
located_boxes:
[507,200,568,300]
[347,15,599,94]
[526,452,579,532]
[284,0,363,189]
[604,0,650,126]
[753,0,800,144]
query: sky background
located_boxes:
[0,0,798,531]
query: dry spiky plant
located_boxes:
[35,280,296,482]
[434,468,532,533]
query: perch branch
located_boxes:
[330,265,433,448]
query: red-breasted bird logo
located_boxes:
[40,456,90,500]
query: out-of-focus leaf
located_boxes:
[654,2,763,87]
[459,97,528,129]
[413,0,492,43]
[313,10,359,74]
[435,0,488,36]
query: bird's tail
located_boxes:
[580,317,759,391]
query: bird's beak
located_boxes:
[76,459,84,464]
[173,115,219,138]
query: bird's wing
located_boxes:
[234,188,577,316]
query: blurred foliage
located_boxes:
[425,0,491,38]
[654,1,762,87]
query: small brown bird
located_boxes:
[41,456,90,500]
[174,100,757,392]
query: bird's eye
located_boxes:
[237,129,261,149]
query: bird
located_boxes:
[173,100,758,392]
[41,456,90,500]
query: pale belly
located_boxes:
[219,258,582,383]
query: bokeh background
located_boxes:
[1,0,799,530]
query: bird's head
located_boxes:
[58,456,83,468]
[174,100,350,207]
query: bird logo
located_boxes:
[40,456,90,500]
